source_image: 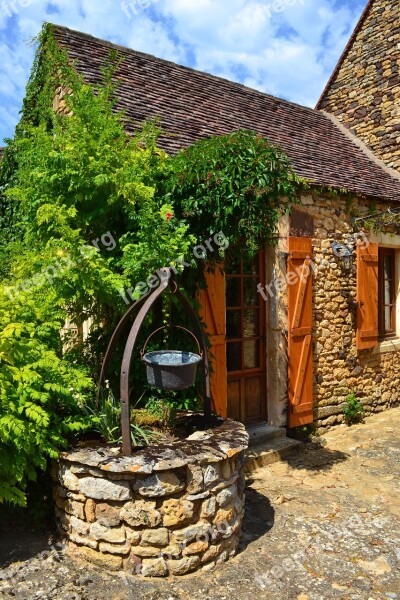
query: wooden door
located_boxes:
[198,265,227,417]
[225,251,267,424]
[288,237,314,428]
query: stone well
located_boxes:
[52,419,248,577]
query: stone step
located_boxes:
[246,423,286,448]
[244,437,304,473]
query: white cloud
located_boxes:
[0,0,367,144]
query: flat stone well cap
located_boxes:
[60,418,249,475]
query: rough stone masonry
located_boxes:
[318,0,400,174]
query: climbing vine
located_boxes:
[352,206,400,235]
[165,130,304,256]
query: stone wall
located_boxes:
[295,192,400,428]
[318,0,400,173]
[53,86,73,116]
[52,420,248,577]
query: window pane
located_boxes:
[243,254,259,275]
[385,306,392,332]
[379,249,396,336]
[227,310,241,339]
[225,252,240,275]
[384,255,393,279]
[243,309,259,337]
[384,279,392,305]
[243,278,259,306]
[226,278,240,307]
[244,340,260,369]
[227,342,241,371]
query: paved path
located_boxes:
[1,408,399,600]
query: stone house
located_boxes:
[8,15,400,432]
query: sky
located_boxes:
[0,0,368,145]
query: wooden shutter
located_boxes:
[356,243,379,350]
[198,265,227,417]
[288,237,314,428]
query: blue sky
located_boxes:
[0,0,367,145]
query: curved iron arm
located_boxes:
[98,271,173,397]
[120,275,171,455]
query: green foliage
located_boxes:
[84,390,154,446]
[145,396,177,431]
[343,392,365,425]
[144,391,202,431]
[0,25,192,506]
[165,130,304,255]
[299,423,317,439]
[288,422,321,443]
[119,202,196,292]
[0,287,93,506]
[83,389,122,444]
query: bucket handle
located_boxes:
[140,325,203,360]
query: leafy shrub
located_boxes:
[343,392,365,425]
[0,289,92,506]
[145,396,177,431]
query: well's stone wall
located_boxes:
[52,419,248,577]
[318,0,400,173]
[295,193,400,428]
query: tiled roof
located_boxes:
[52,24,400,202]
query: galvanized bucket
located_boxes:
[141,326,203,391]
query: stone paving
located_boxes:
[1,407,399,600]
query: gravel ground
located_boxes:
[1,407,399,600]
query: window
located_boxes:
[378,248,396,338]
[225,252,265,373]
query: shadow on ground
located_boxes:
[0,529,54,569]
[0,507,55,569]
[284,444,350,472]
[238,484,275,552]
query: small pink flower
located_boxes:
[165,212,173,221]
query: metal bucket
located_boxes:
[141,326,203,390]
[143,349,202,390]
